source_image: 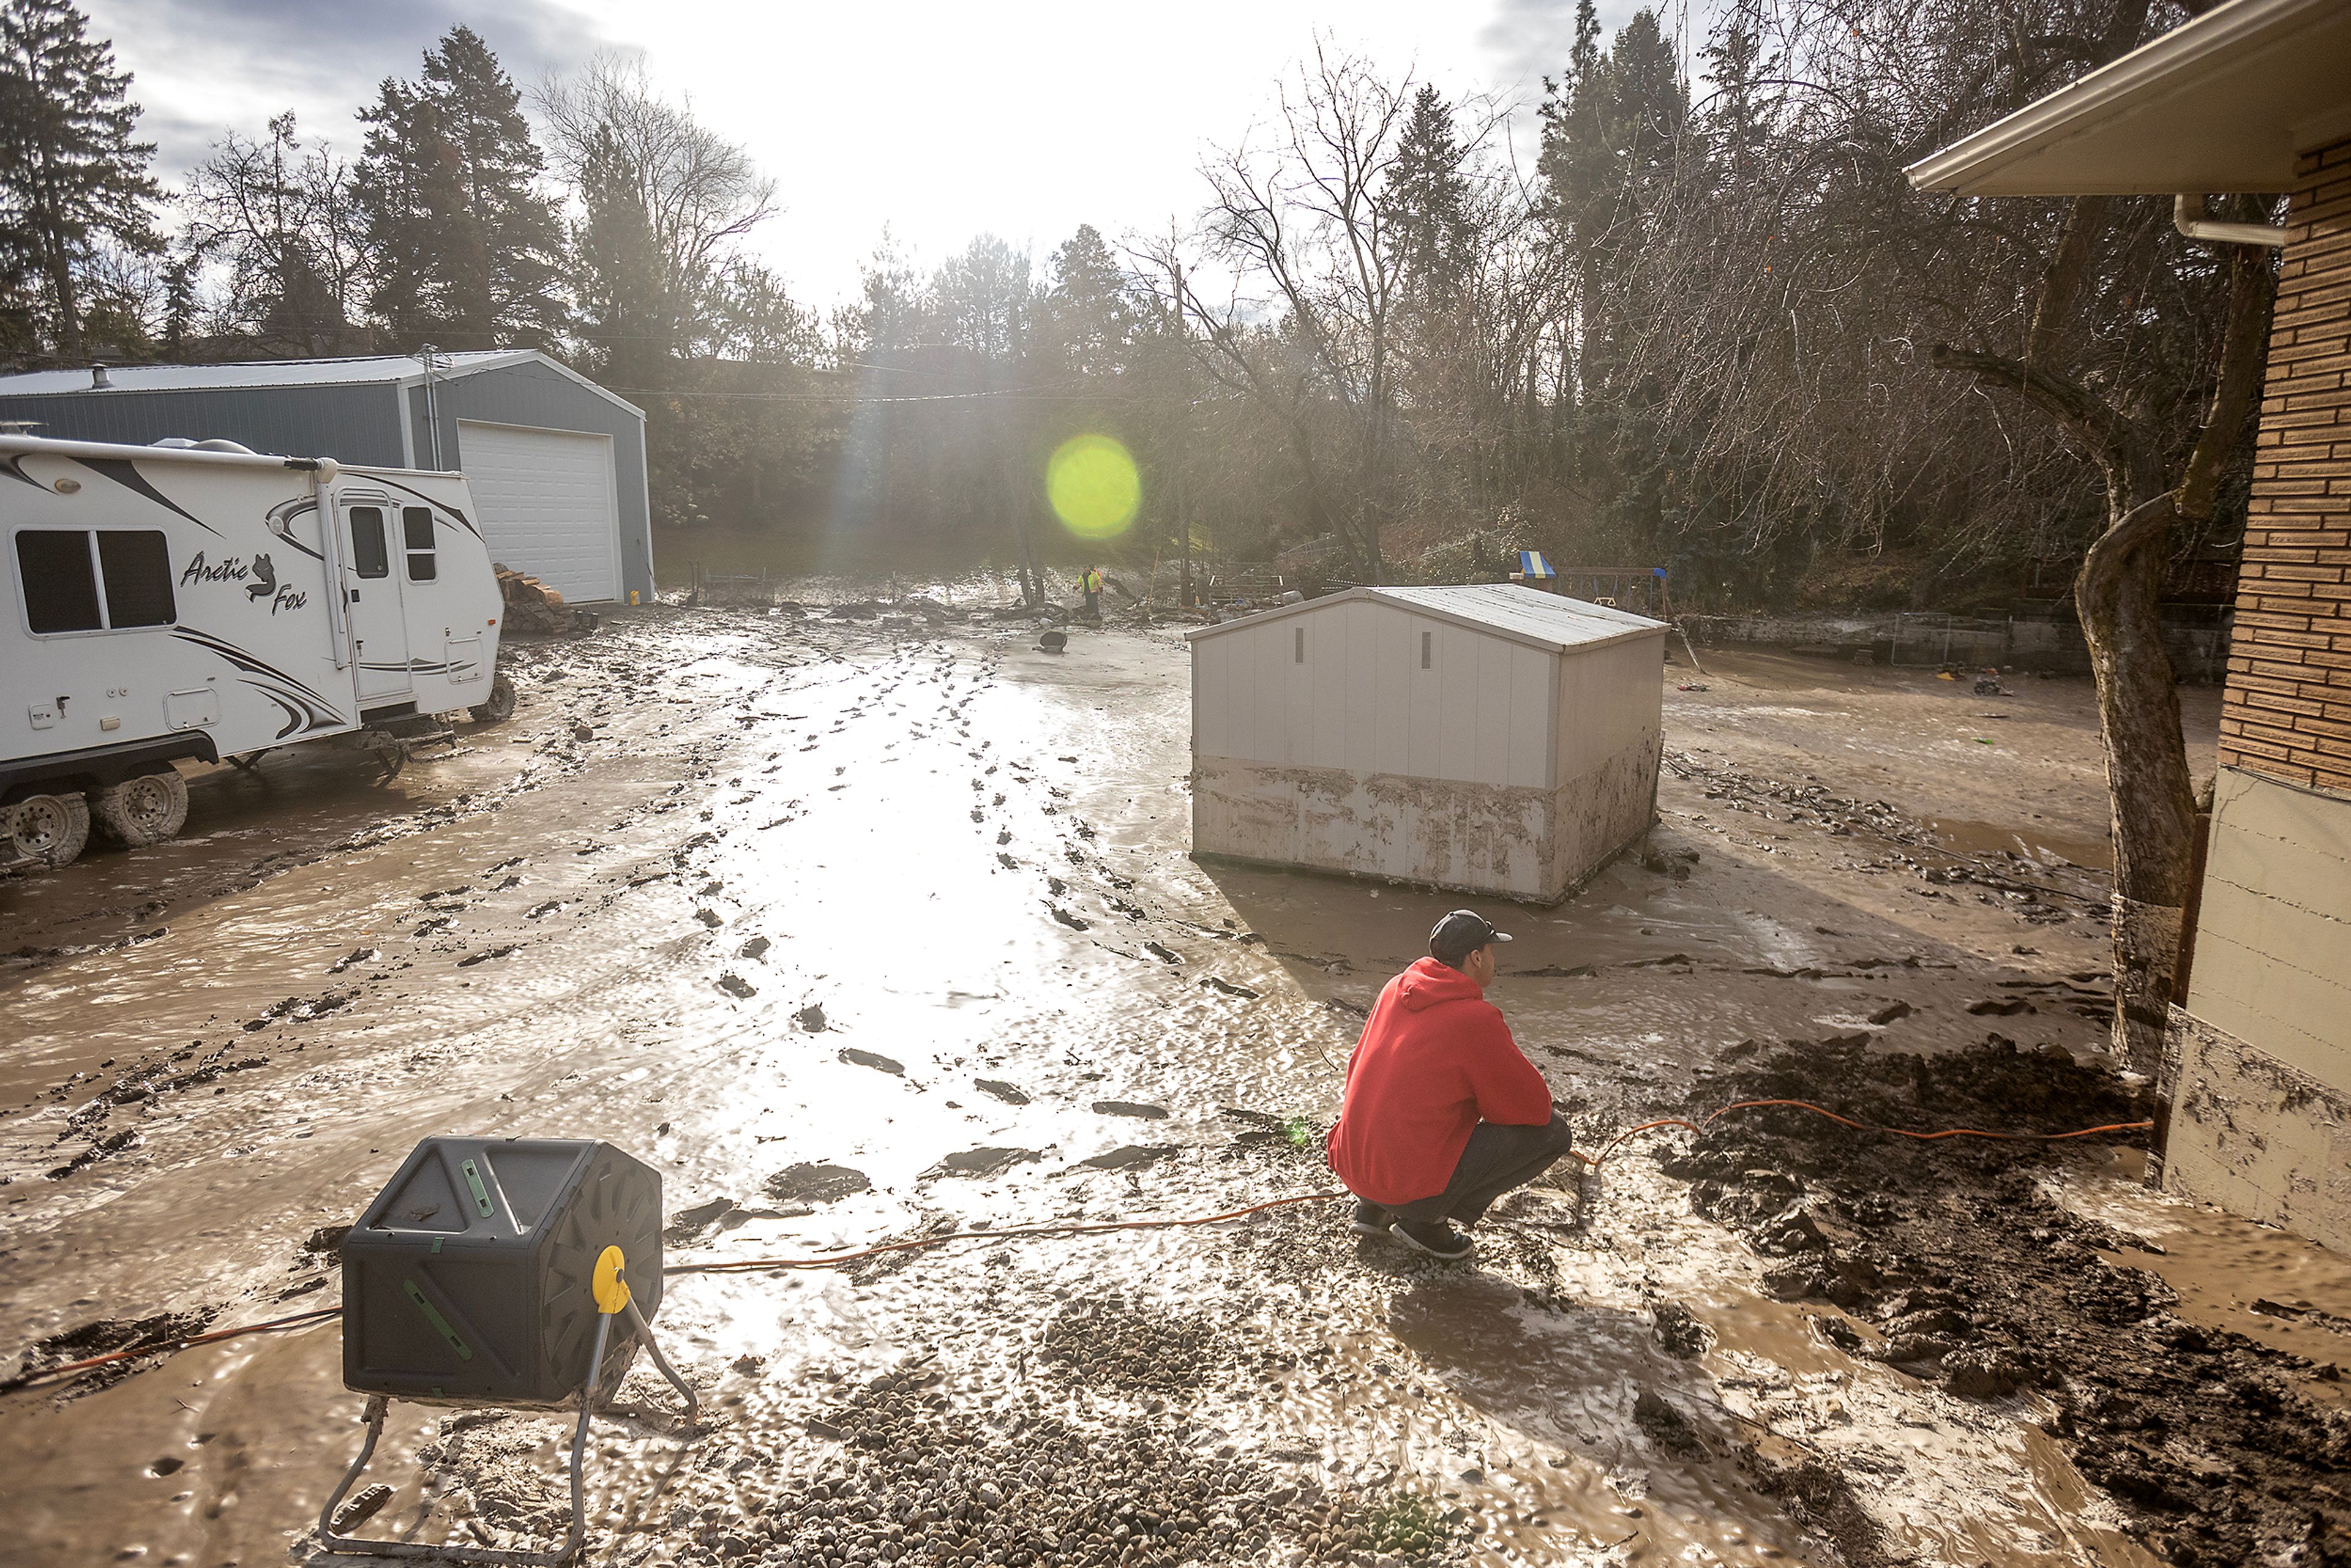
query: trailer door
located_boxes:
[341,501,411,703]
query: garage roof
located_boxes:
[1187,583,1667,655]
[1905,0,2351,196]
[0,350,645,420]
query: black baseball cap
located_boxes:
[1429,909,1512,967]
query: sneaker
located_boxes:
[1348,1200,1391,1237]
[1389,1218,1475,1260]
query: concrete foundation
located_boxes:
[2159,1005,2351,1253]
[1191,731,1662,903]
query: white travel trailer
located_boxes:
[3,433,512,870]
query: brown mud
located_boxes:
[1,605,2342,1568]
[1664,1039,2350,1566]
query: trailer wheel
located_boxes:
[89,770,190,847]
[10,792,91,868]
[468,672,517,725]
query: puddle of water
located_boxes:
[1927,816,2112,872]
[2055,1149,2351,1389]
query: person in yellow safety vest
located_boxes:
[1080,565,1104,620]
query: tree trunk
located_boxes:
[1932,222,2273,1075]
[2075,490,2195,1073]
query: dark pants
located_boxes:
[1083,591,1100,617]
[1385,1114,1580,1226]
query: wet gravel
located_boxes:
[664,1359,1464,1568]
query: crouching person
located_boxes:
[1325,909,1578,1260]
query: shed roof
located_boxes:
[1904,0,2351,197]
[1185,583,1667,655]
[0,350,645,420]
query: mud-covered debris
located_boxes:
[1671,1035,2345,1562]
[47,1125,141,1179]
[456,944,519,968]
[1941,1345,2026,1399]
[737,936,770,960]
[1048,905,1090,931]
[303,1224,351,1255]
[329,1483,396,1532]
[1632,1388,1712,1460]
[326,947,379,975]
[715,972,756,999]
[694,907,722,928]
[1512,963,1595,978]
[974,1078,1030,1105]
[1142,940,1181,964]
[1078,1144,1177,1170]
[1652,1301,1710,1358]
[793,1003,827,1032]
[765,1164,872,1204]
[838,1047,903,1075]
[1965,996,2034,1016]
[1199,976,1259,999]
[571,722,595,741]
[12,1307,219,1395]
[1867,1000,1913,1024]
[1323,994,1371,1018]
[1090,1100,1168,1120]
[665,1197,740,1242]
[920,1147,1040,1181]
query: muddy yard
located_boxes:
[4,604,2347,1568]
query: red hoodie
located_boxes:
[1325,957,1554,1206]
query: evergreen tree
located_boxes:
[1385,86,1474,304]
[1040,223,1137,372]
[0,0,158,361]
[354,25,564,350]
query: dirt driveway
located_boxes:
[3,606,2345,1568]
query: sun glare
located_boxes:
[1045,434,1141,539]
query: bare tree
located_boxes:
[178,112,368,350]
[1176,43,1418,582]
[536,53,777,378]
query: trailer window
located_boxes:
[349,506,389,579]
[15,530,102,633]
[402,506,437,582]
[97,530,176,627]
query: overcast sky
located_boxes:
[86,0,1656,312]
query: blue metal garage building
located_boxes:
[0,351,652,604]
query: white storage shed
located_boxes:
[1187,583,1668,902]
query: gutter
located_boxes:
[1903,0,2337,195]
[2173,193,2286,247]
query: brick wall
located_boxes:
[2225,137,2351,793]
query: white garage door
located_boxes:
[456,421,620,602]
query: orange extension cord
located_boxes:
[1,1098,2152,1396]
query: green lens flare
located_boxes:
[1046,435,1141,540]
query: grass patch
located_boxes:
[1283,1116,1317,1150]
[1355,1490,1456,1559]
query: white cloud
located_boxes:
[86,0,1700,314]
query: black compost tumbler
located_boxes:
[323,1137,694,1566]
